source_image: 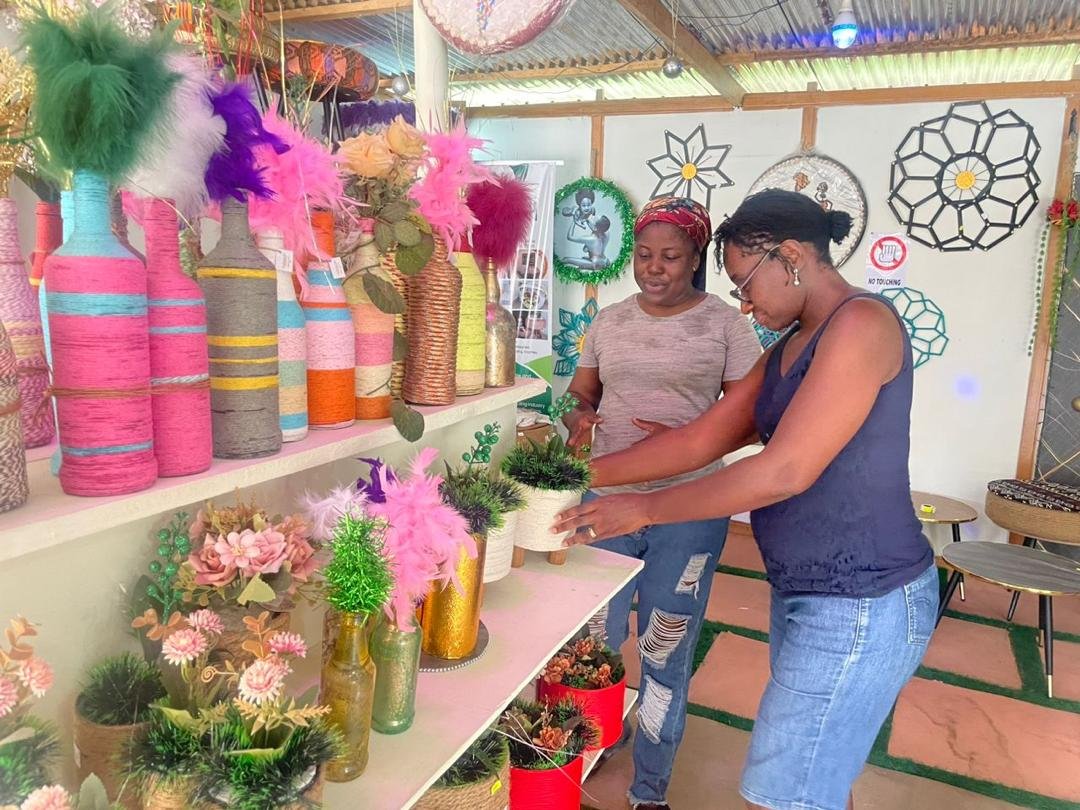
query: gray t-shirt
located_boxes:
[579,293,761,494]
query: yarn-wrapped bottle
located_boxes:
[197,198,281,459]
[28,200,62,304]
[45,169,157,495]
[0,197,54,447]
[303,210,355,429]
[36,190,73,373]
[453,246,485,397]
[0,320,29,514]
[257,228,308,442]
[402,236,461,406]
[111,192,144,260]
[345,220,394,420]
[144,198,211,476]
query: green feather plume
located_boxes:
[21,1,179,182]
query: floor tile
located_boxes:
[922,617,1022,689]
[706,573,771,633]
[688,631,769,720]
[719,525,765,573]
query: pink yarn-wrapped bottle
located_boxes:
[0,197,54,447]
[144,198,211,476]
[45,170,157,495]
[28,201,62,304]
[346,219,394,421]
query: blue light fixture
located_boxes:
[831,0,857,49]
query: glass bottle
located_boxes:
[371,612,422,734]
[483,259,516,388]
[322,611,376,782]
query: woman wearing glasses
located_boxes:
[561,195,760,810]
[556,189,937,810]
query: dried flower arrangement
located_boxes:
[498,698,597,771]
[541,630,625,691]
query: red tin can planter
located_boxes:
[539,677,627,750]
[508,754,583,810]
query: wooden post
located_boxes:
[800,82,819,152]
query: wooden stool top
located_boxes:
[911,491,978,525]
[941,541,1080,597]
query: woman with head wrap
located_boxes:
[561,196,761,810]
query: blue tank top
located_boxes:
[750,293,933,597]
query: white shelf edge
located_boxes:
[582,686,639,782]
[0,379,547,564]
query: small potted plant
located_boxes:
[413,727,509,810]
[501,434,591,566]
[126,708,202,810]
[538,629,626,749]
[73,653,165,808]
[0,616,58,807]
[499,698,597,810]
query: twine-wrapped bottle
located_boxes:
[303,210,355,429]
[197,198,281,459]
[144,198,211,476]
[28,200,61,304]
[45,170,157,495]
[403,236,460,406]
[257,227,308,442]
[345,220,394,420]
[453,248,485,396]
[0,320,29,514]
[0,197,54,447]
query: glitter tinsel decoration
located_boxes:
[324,514,395,616]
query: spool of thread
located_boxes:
[345,221,393,420]
[197,198,281,460]
[453,250,485,397]
[0,320,29,514]
[145,198,211,477]
[46,170,157,496]
[258,228,308,443]
[0,197,54,447]
[302,211,355,429]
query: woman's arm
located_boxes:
[563,365,603,450]
[588,352,767,488]
[556,300,903,538]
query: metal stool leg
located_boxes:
[951,524,965,601]
[1006,537,1038,622]
[1042,595,1054,698]
[936,570,962,627]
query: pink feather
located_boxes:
[466,177,533,268]
[409,123,493,251]
[247,103,348,273]
[368,448,476,630]
[300,486,369,544]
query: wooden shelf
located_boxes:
[0,380,547,565]
[324,547,643,810]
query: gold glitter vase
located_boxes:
[421,534,487,660]
[321,612,376,782]
[483,260,516,388]
[371,613,422,734]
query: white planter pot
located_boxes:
[484,510,518,583]
[513,485,583,552]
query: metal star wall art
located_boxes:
[647,124,733,208]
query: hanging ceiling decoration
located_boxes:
[647,124,733,209]
[888,101,1041,252]
[264,40,380,102]
[748,153,868,267]
[418,0,578,55]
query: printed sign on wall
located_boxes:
[866,233,910,289]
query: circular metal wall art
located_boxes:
[747,153,868,267]
[418,0,577,55]
[888,101,1041,251]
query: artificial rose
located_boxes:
[248,528,289,575]
[386,115,425,158]
[284,534,320,583]
[190,534,239,588]
[1068,199,1079,224]
[1048,198,1064,225]
[340,132,395,179]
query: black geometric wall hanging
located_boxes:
[888,101,1041,251]
[647,124,733,208]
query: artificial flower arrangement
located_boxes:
[0,617,58,808]
[12,775,113,810]
[1045,197,1080,343]
[538,629,627,749]
[440,423,525,538]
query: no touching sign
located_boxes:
[865,234,909,288]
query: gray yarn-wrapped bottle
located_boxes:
[197,199,281,459]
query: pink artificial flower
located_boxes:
[214,530,263,572]
[20,786,72,810]
[162,628,208,666]
[190,534,239,588]
[0,675,18,717]
[267,631,308,658]
[188,508,209,542]
[248,528,289,575]
[283,534,320,583]
[186,609,225,636]
[17,657,53,698]
[237,657,289,705]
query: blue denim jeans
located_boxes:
[740,562,939,810]
[585,491,730,807]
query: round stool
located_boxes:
[912,490,978,600]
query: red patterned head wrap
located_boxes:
[634,196,712,251]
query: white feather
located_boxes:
[123,54,226,219]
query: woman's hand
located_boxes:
[566,407,602,450]
[631,418,672,441]
[552,493,651,545]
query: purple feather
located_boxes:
[204,83,290,202]
[356,457,396,504]
[333,100,415,137]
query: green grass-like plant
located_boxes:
[501,435,591,493]
[324,515,394,615]
[440,474,505,536]
[434,727,508,789]
[126,709,202,786]
[76,653,166,726]
[0,721,59,805]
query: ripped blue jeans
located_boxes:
[585,491,729,807]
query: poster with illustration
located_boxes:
[486,160,558,412]
[552,177,635,285]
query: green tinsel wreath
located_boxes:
[553,177,636,286]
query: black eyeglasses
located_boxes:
[728,247,778,304]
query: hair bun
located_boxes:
[826,210,853,244]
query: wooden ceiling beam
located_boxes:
[614,0,746,105]
[268,0,410,23]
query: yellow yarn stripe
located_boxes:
[206,335,278,348]
[210,375,278,390]
[209,356,279,365]
[197,268,277,281]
